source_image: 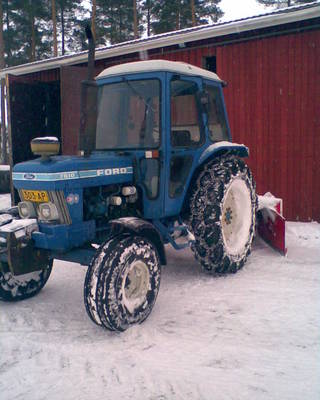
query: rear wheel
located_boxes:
[0,260,52,301]
[84,235,161,332]
[189,155,257,274]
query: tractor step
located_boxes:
[153,220,195,250]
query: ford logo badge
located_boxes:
[24,173,35,180]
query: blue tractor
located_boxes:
[0,34,257,331]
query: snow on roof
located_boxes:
[0,1,319,79]
[96,60,222,82]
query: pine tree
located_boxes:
[94,0,143,45]
[52,0,58,57]
[257,0,315,8]
[148,1,180,34]
[20,0,52,62]
[149,0,223,35]
[56,0,83,55]
[2,0,52,64]
[182,0,223,27]
[2,0,87,63]
[191,0,196,26]
[0,1,5,69]
[91,0,96,41]
[133,0,138,39]
[144,0,151,36]
[2,0,26,66]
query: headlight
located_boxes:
[18,202,36,219]
[109,196,122,206]
[38,202,59,222]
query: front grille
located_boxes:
[18,190,72,225]
[48,191,72,225]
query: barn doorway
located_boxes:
[8,80,61,165]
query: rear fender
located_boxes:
[198,141,249,166]
[181,141,249,217]
[108,217,167,265]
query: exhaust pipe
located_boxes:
[85,25,95,81]
[79,25,98,156]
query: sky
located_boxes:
[220,0,269,21]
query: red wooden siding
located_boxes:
[60,66,88,155]
[7,68,60,83]
[216,30,320,221]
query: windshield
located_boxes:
[96,79,161,150]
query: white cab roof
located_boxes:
[96,60,222,83]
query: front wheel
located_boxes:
[84,235,161,332]
[0,260,52,301]
[189,155,257,274]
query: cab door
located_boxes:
[164,74,205,217]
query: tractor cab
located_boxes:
[81,60,236,221]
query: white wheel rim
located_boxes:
[221,178,252,257]
[122,260,150,314]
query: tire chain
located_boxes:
[189,155,257,274]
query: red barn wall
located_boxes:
[216,30,320,222]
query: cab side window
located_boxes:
[170,80,203,147]
[205,84,229,142]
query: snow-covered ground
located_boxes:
[1,193,320,400]
[0,193,10,208]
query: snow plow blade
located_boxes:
[257,193,287,255]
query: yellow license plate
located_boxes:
[21,190,49,203]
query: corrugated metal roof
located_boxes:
[1,1,319,79]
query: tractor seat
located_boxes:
[171,130,192,147]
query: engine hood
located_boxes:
[12,153,134,191]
